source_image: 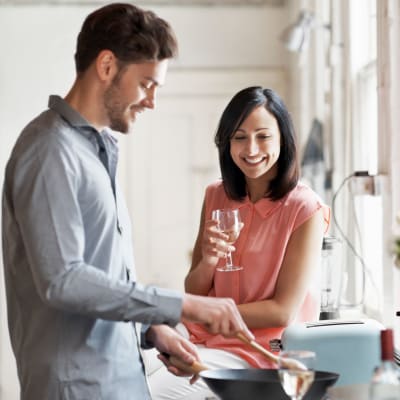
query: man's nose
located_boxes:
[143,86,156,109]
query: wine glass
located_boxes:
[211,208,242,272]
[278,350,316,400]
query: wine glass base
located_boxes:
[216,266,243,272]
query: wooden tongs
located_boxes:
[168,332,306,374]
[236,332,307,370]
[168,355,209,374]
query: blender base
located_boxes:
[319,310,340,320]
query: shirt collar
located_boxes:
[48,95,93,129]
[228,194,284,218]
[48,95,118,145]
[253,196,283,217]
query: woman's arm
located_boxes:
[237,208,325,329]
[184,201,234,295]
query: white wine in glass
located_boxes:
[278,350,316,400]
[211,208,242,272]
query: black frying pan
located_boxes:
[199,368,339,400]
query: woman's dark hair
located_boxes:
[215,86,299,201]
[75,3,178,74]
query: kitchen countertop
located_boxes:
[327,383,369,399]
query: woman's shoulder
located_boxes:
[286,181,325,205]
[205,179,225,196]
[204,179,228,215]
[286,182,330,231]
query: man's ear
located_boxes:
[96,50,118,82]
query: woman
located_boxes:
[149,86,329,399]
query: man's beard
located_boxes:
[103,73,132,134]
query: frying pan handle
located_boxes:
[236,332,279,364]
[168,355,209,374]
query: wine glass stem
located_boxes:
[226,251,234,269]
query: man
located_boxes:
[1,3,252,400]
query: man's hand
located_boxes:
[146,324,200,382]
[181,293,254,340]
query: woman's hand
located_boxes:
[200,219,236,266]
[185,201,242,295]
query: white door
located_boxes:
[119,68,287,290]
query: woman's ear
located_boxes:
[96,50,118,82]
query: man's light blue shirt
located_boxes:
[2,95,182,400]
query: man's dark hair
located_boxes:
[215,86,299,201]
[75,2,178,74]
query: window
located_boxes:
[329,0,383,318]
[346,0,381,317]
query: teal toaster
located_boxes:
[281,319,384,386]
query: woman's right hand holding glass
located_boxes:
[184,209,242,295]
[201,218,236,267]
[210,209,243,271]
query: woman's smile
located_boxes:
[243,156,267,165]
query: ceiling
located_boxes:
[0,0,285,6]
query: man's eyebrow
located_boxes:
[143,76,163,87]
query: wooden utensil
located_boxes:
[167,332,307,374]
[168,355,209,374]
[236,332,307,370]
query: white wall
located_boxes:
[0,4,288,398]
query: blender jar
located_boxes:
[319,236,342,320]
